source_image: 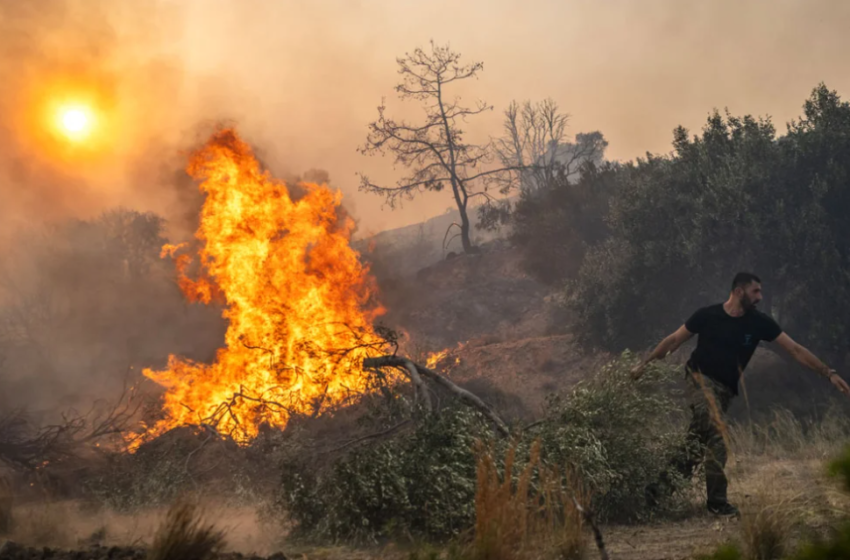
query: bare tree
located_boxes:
[494,99,607,193]
[358,41,517,254]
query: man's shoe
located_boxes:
[707,502,739,517]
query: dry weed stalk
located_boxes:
[473,439,589,560]
[693,371,735,465]
[147,500,226,560]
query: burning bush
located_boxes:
[137,128,387,446]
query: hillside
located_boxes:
[375,240,843,422]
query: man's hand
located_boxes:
[775,333,850,398]
[829,371,850,397]
[630,325,694,381]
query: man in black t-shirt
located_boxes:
[631,272,850,517]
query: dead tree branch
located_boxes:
[363,355,509,436]
[398,359,433,413]
[0,374,142,469]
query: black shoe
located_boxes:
[707,502,739,517]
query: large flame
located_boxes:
[138,128,385,444]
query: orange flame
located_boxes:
[137,129,386,445]
[425,349,450,370]
[425,341,466,369]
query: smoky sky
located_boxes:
[2,0,850,237]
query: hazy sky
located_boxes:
[3,0,850,237]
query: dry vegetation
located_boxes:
[147,501,225,560]
[472,441,587,560]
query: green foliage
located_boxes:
[531,352,689,521]
[508,161,616,283]
[280,407,490,542]
[696,543,744,560]
[559,84,850,357]
[281,353,689,541]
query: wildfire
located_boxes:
[425,342,466,369]
[425,349,450,369]
[137,128,386,445]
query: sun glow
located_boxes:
[56,105,94,141]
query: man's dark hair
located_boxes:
[732,272,761,290]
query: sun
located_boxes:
[56,105,94,141]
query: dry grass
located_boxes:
[730,406,850,461]
[473,440,587,560]
[147,500,226,560]
[739,490,801,560]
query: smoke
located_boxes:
[0,0,226,416]
[1,0,849,421]
[0,0,226,242]
[5,0,849,238]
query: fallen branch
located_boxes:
[363,355,509,436]
[399,359,433,414]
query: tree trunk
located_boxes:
[459,203,474,253]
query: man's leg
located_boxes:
[690,375,735,511]
[670,407,706,479]
[645,378,708,504]
[704,422,729,507]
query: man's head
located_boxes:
[731,272,762,311]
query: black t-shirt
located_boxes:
[685,303,783,394]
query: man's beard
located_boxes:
[741,294,758,311]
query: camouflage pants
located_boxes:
[671,371,735,506]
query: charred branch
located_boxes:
[0,378,142,470]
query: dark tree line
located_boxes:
[508,84,850,361]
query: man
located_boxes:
[631,272,850,516]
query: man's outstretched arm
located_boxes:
[631,325,694,380]
[774,333,850,397]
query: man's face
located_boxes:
[737,282,763,310]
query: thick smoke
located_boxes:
[0,0,223,417]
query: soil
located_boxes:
[0,541,288,560]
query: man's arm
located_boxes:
[774,332,850,397]
[631,325,694,380]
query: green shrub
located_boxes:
[531,352,690,521]
[280,407,490,542]
[281,353,690,541]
